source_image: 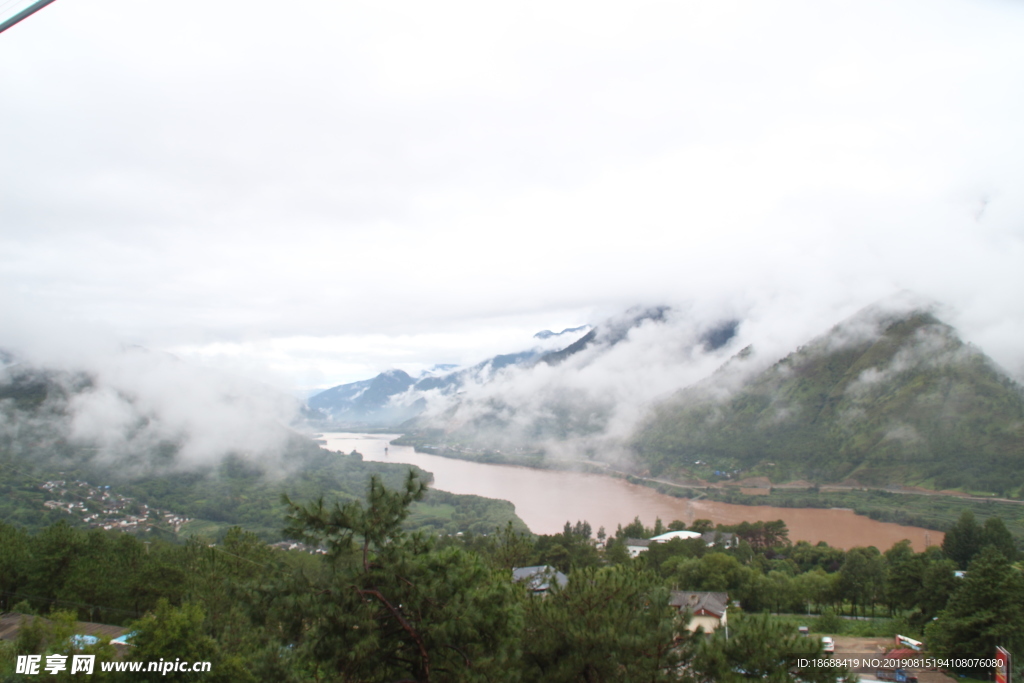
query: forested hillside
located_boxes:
[0,362,526,539]
[1,475,1021,682]
[634,310,1024,496]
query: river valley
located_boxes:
[321,432,942,552]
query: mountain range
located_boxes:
[306,325,597,426]
[309,302,1024,498]
[6,298,1021,508]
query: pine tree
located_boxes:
[925,546,1024,675]
[692,612,854,683]
[519,563,689,682]
[282,471,522,682]
[941,510,982,569]
[980,517,1018,562]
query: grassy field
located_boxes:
[766,612,917,639]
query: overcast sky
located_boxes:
[3,0,1023,392]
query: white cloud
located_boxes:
[1,0,1023,388]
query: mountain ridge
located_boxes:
[632,308,1024,497]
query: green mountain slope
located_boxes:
[0,362,528,537]
[633,310,1024,496]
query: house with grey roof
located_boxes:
[512,565,568,595]
[624,538,651,557]
[668,591,729,633]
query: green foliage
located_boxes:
[481,521,536,572]
[125,600,254,683]
[942,510,983,569]
[981,515,1018,562]
[664,552,763,609]
[914,551,958,626]
[282,472,523,682]
[691,612,852,683]
[619,515,648,539]
[0,609,119,683]
[634,312,1024,496]
[883,540,924,613]
[793,569,838,615]
[532,520,601,572]
[0,373,528,541]
[926,546,1024,675]
[790,541,845,573]
[125,601,218,681]
[0,435,527,540]
[8,475,1018,681]
[838,546,885,617]
[643,537,707,575]
[687,519,714,533]
[0,521,184,624]
[520,563,688,682]
[0,521,30,612]
[813,608,844,634]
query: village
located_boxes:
[38,478,191,534]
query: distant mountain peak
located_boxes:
[533,325,589,340]
[700,319,740,351]
[427,363,459,374]
[380,369,413,380]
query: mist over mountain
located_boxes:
[0,346,527,537]
[533,326,589,340]
[308,369,420,427]
[314,305,748,460]
[0,346,303,476]
[0,348,303,533]
[306,324,595,426]
[342,297,1024,498]
[635,305,1024,496]
[9,293,1020,507]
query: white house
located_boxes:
[626,530,704,557]
[649,530,703,543]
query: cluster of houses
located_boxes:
[38,479,192,534]
[269,540,328,555]
[511,565,729,634]
[509,530,742,634]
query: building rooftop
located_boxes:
[668,591,729,618]
[512,565,569,593]
[650,530,703,542]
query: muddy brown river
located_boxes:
[321,433,941,552]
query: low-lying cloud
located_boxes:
[0,316,300,475]
[2,1,1023,414]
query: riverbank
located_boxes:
[388,435,1024,542]
[634,478,1024,541]
[322,433,944,549]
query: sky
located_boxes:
[3,0,1024,394]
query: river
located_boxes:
[320,432,941,552]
